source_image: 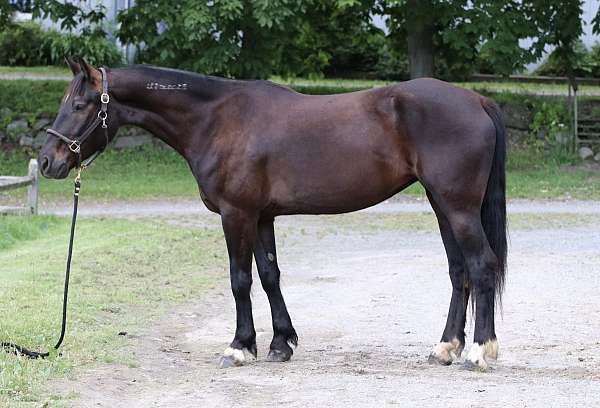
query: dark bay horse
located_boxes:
[39,58,507,371]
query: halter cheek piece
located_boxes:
[46,67,110,168]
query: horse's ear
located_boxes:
[65,56,80,76]
[76,56,102,86]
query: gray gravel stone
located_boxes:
[19,135,34,146]
[7,119,28,133]
[0,107,12,119]
[33,118,51,131]
[578,146,594,160]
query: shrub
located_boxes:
[0,22,51,66]
[588,42,600,78]
[373,43,410,81]
[0,22,122,67]
[44,29,123,67]
[535,41,590,77]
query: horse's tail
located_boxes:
[480,98,507,306]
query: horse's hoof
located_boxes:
[218,347,246,368]
[428,353,452,366]
[461,359,492,372]
[428,338,462,366]
[463,340,498,372]
[461,359,483,371]
[266,349,291,362]
[218,355,239,368]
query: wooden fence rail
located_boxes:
[0,159,39,215]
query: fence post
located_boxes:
[27,159,39,215]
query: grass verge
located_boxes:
[1,146,198,202]
[0,66,70,77]
[0,215,225,407]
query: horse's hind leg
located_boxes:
[427,192,469,366]
[253,218,298,362]
[432,198,499,370]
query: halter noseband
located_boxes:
[46,67,110,167]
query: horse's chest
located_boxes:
[198,185,220,213]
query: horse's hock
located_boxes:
[0,159,39,215]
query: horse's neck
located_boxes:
[109,68,234,156]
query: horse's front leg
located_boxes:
[218,206,259,368]
[254,218,298,362]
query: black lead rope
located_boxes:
[2,67,109,359]
[1,172,82,359]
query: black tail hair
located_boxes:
[480,98,508,305]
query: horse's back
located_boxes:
[220,79,497,216]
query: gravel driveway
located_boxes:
[51,200,600,407]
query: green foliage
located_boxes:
[532,0,584,84]
[281,0,390,79]
[379,0,593,79]
[32,0,107,31]
[529,101,572,157]
[536,41,590,77]
[118,0,308,79]
[586,42,600,78]
[0,0,11,27]
[0,22,122,67]
[117,0,407,79]
[380,0,551,79]
[44,28,122,67]
[0,22,51,66]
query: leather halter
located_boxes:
[46,67,110,168]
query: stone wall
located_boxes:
[0,107,160,150]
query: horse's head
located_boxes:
[39,57,118,179]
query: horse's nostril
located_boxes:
[41,156,50,173]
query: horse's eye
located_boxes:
[73,102,85,111]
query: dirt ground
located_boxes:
[51,199,600,408]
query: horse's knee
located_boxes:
[448,263,466,288]
[230,271,252,297]
[467,252,497,292]
[259,270,280,292]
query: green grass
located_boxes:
[0,66,70,76]
[0,215,225,406]
[0,216,60,250]
[456,81,600,96]
[1,146,198,202]
[506,148,600,200]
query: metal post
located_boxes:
[568,83,573,153]
[27,159,38,215]
[573,86,578,153]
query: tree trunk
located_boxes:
[406,0,435,79]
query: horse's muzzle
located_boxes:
[39,153,69,179]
